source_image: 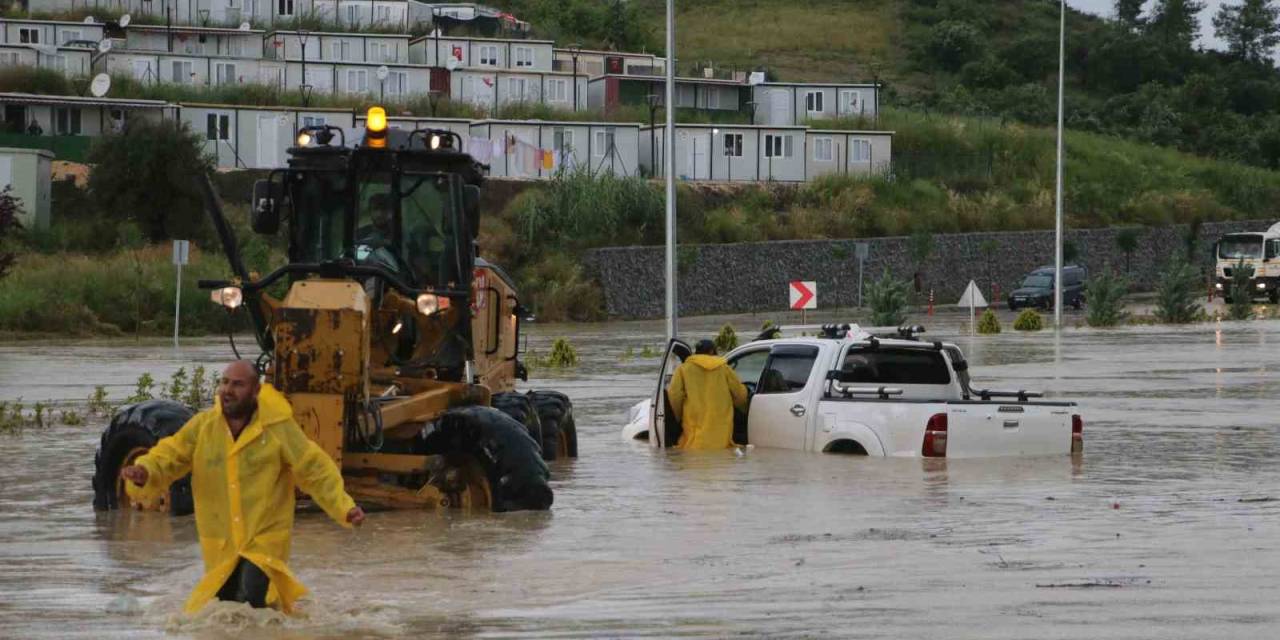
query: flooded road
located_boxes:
[2,315,1279,638]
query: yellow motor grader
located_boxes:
[92,107,576,514]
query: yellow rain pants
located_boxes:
[126,384,356,614]
[666,354,749,450]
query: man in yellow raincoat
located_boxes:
[666,339,749,450]
[121,360,364,614]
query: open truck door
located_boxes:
[650,339,692,448]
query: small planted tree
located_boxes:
[1086,270,1130,327]
[1013,308,1044,331]
[908,230,934,294]
[1227,257,1254,321]
[1115,227,1141,274]
[976,309,1001,334]
[1154,259,1202,324]
[714,324,739,353]
[867,270,910,327]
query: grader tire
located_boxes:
[530,391,579,460]
[92,399,195,516]
[423,406,552,512]
[491,392,544,457]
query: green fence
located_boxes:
[0,133,93,162]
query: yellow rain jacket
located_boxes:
[666,354,749,450]
[126,384,356,614]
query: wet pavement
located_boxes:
[1,315,1278,638]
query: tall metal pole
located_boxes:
[664,0,677,339]
[1054,0,1065,329]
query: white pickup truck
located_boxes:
[622,325,1083,458]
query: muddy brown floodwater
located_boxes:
[1,315,1279,639]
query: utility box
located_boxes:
[0,147,52,230]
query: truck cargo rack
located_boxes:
[971,389,1044,402]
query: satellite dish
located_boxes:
[445,57,458,71]
[83,16,96,24]
[239,21,251,31]
[376,65,389,81]
[119,13,131,28]
[89,73,111,97]
[97,39,112,54]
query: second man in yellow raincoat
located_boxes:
[122,360,364,614]
[666,340,749,450]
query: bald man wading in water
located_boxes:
[121,360,365,614]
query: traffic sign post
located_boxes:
[957,279,988,335]
[790,280,817,323]
[172,240,190,350]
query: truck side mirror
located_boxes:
[463,184,481,239]
[251,179,283,235]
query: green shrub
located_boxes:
[714,324,738,353]
[1086,271,1130,327]
[867,270,910,326]
[1013,309,1044,331]
[1154,259,1203,324]
[976,308,1002,334]
[1227,257,1255,321]
[535,338,579,369]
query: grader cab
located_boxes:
[92,107,575,515]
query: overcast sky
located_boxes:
[1070,0,1231,50]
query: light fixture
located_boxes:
[296,131,312,146]
[430,134,441,150]
[210,286,243,309]
[391,319,403,334]
[416,293,451,315]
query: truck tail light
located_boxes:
[922,413,948,457]
[1071,414,1084,454]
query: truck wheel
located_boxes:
[530,390,579,460]
[422,406,552,512]
[92,399,195,516]
[491,392,543,456]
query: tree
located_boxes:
[0,186,22,280]
[1213,0,1280,63]
[1115,227,1141,273]
[1148,0,1207,50]
[87,119,213,244]
[1116,0,1147,32]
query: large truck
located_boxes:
[1214,222,1280,303]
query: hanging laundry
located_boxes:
[542,150,553,170]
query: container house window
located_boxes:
[547,78,567,102]
[54,108,81,135]
[839,90,861,115]
[479,45,498,66]
[206,113,230,141]
[346,68,369,94]
[813,137,833,161]
[171,60,194,84]
[851,139,871,162]
[805,90,824,114]
[763,134,793,158]
[215,62,237,85]
[594,129,615,156]
[723,132,743,157]
[18,28,39,44]
[514,46,533,67]
[278,0,294,16]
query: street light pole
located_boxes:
[299,29,310,106]
[569,42,582,112]
[647,93,659,176]
[663,3,676,339]
[1054,0,1065,329]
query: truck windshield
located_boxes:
[1219,235,1263,259]
[1022,274,1052,288]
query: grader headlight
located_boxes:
[416,293,451,316]
[210,286,243,309]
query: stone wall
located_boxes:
[584,220,1277,318]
